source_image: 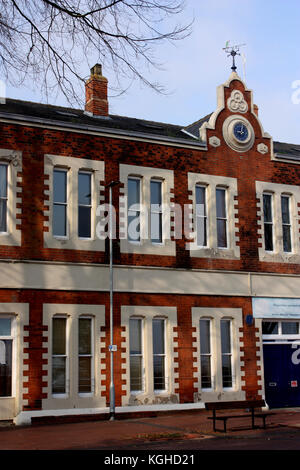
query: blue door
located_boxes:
[263,344,300,408]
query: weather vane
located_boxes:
[223,41,246,73]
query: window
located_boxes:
[78,172,92,239]
[221,319,233,388]
[262,321,300,337]
[216,188,227,248]
[0,164,8,233]
[152,318,166,391]
[263,193,273,251]
[281,195,292,253]
[127,177,141,243]
[200,319,212,388]
[53,169,67,237]
[150,180,163,244]
[52,317,67,395]
[0,318,12,397]
[78,317,93,394]
[129,318,143,392]
[196,186,207,247]
[120,164,175,256]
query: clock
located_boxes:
[233,122,249,142]
[222,115,254,152]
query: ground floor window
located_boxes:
[122,306,177,405]
[193,307,243,399]
[0,317,13,397]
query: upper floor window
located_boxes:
[150,180,163,244]
[195,185,207,247]
[257,181,300,262]
[188,173,239,260]
[53,169,68,238]
[281,195,292,253]
[44,154,105,252]
[216,187,228,248]
[120,164,175,256]
[263,193,273,251]
[78,172,92,239]
[0,163,8,233]
[127,177,141,243]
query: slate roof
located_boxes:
[0,98,299,159]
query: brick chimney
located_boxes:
[85,64,108,116]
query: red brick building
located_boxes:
[0,65,300,425]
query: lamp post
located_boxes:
[107,180,120,421]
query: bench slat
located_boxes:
[205,400,265,411]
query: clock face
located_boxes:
[233,122,249,142]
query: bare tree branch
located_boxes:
[0,0,193,105]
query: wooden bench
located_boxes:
[205,400,273,432]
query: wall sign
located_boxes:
[252,298,300,319]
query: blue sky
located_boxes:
[5,0,300,144]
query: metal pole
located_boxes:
[109,184,115,420]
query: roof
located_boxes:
[0,98,299,159]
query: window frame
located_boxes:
[199,317,213,390]
[263,192,274,252]
[220,318,234,390]
[127,176,142,244]
[150,178,163,245]
[195,184,208,248]
[0,315,14,398]
[129,317,144,394]
[152,317,167,393]
[216,186,228,249]
[52,168,68,239]
[0,162,8,234]
[78,170,93,240]
[52,315,69,398]
[78,316,94,396]
[281,194,292,253]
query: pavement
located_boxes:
[1,407,300,452]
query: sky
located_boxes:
[4,0,300,144]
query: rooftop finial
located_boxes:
[223,41,246,73]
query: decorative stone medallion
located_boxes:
[227,90,248,114]
[209,136,221,148]
[257,143,268,154]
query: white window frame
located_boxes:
[121,306,178,406]
[127,176,142,244]
[262,192,274,252]
[129,317,144,394]
[78,171,93,240]
[216,186,228,249]
[78,316,94,396]
[192,308,244,402]
[188,173,239,259]
[150,179,163,245]
[152,317,167,393]
[53,168,69,239]
[220,318,234,390]
[195,184,208,248]
[120,164,175,256]
[52,315,69,398]
[199,317,213,390]
[44,154,105,251]
[0,315,15,398]
[0,162,8,234]
[256,181,300,263]
[0,150,22,247]
[281,194,292,253]
[43,304,106,410]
